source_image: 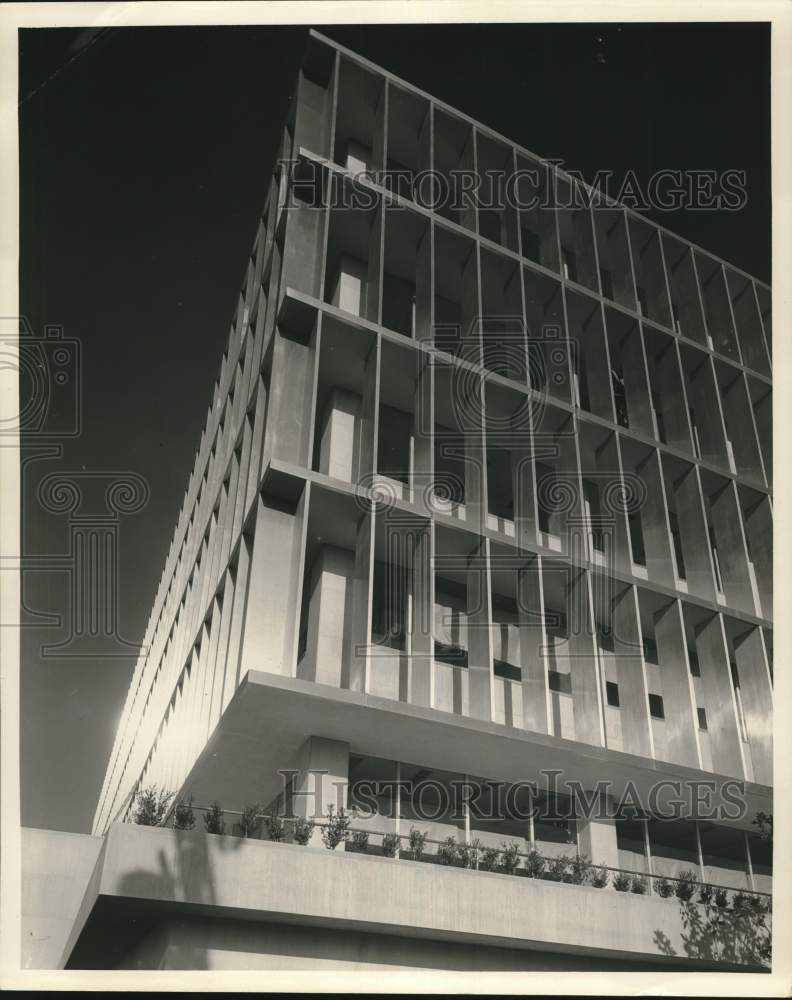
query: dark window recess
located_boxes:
[730,661,740,688]
[652,392,666,443]
[636,285,648,316]
[521,227,541,263]
[643,637,658,664]
[562,247,577,282]
[669,511,686,579]
[649,693,665,720]
[672,301,681,333]
[479,209,502,244]
[629,512,646,566]
[688,650,701,677]
[548,669,572,695]
[606,681,620,707]
[494,659,521,682]
[697,706,708,731]
[382,273,416,338]
[576,356,591,411]
[611,365,629,427]
[689,407,701,459]
[600,267,614,299]
[434,641,468,668]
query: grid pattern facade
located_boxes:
[93,31,772,837]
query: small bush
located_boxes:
[524,849,545,879]
[479,847,500,872]
[499,841,522,876]
[203,801,225,835]
[438,836,461,866]
[237,804,263,838]
[132,786,173,827]
[749,894,767,914]
[654,876,674,898]
[590,866,609,889]
[264,814,286,842]
[321,805,351,850]
[568,854,591,886]
[292,816,314,845]
[543,855,570,883]
[675,869,697,902]
[382,832,401,858]
[408,826,427,861]
[714,887,729,909]
[698,883,713,905]
[173,797,195,831]
[631,875,648,895]
[348,830,369,853]
[732,891,748,912]
[459,838,483,869]
[613,871,632,892]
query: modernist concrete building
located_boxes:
[24,30,773,972]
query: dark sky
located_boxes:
[19,22,770,834]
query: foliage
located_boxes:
[459,838,483,869]
[698,883,714,905]
[292,816,314,845]
[382,832,401,858]
[499,841,522,876]
[407,826,427,861]
[348,830,369,853]
[203,802,225,835]
[479,847,500,872]
[714,887,729,909]
[524,849,545,879]
[321,805,351,850]
[674,869,697,902]
[237,804,264,838]
[568,853,591,885]
[732,891,748,913]
[654,876,674,898]
[132,786,173,827]
[590,865,609,889]
[173,796,196,831]
[752,811,773,845]
[630,874,648,894]
[264,814,286,842]
[613,871,632,892]
[438,836,462,866]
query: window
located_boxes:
[494,660,521,682]
[636,285,648,316]
[521,227,540,263]
[643,637,658,664]
[599,267,614,299]
[561,247,577,282]
[688,650,700,677]
[606,681,620,707]
[697,706,708,731]
[548,669,572,695]
[649,693,665,719]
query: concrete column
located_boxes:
[301,544,355,688]
[466,539,493,722]
[517,557,550,734]
[291,736,350,846]
[612,585,653,758]
[653,599,702,769]
[318,388,361,483]
[577,799,620,870]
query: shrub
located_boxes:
[133,786,173,827]
[499,841,522,876]
[543,855,570,883]
[698,883,714,905]
[524,849,545,879]
[321,805,351,850]
[237,804,263,838]
[568,854,591,886]
[590,866,609,889]
[459,838,483,869]
[173,797,195,831]
[264,814,286,842]
[438,836,461,866]
[613,872,632,892]
[630,875,648,895]
[654,876,674,898]
[674,869,697,902]
[382,832,401,858]
[292,816,314,845]
[749,894,767,914]
[479,847,500,872]
[203,801,225,835]
[407,826,427,862]
[732,891,748,912]
[714,887,729,909]
[348,830,369,854]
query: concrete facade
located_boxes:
[72,30,772,971]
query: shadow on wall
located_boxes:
[114,827,248,970]
[653,899,771,967]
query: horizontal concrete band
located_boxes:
[65,823,762,970]
[177,670,770,833]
